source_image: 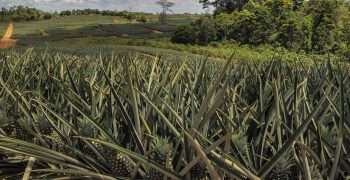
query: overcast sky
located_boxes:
[0,0,209,13]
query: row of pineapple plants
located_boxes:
[0,48,349,179]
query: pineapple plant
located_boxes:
[190,162,210,180]
[91,139,134,177]
[31,118,53,145]
[232,132,248,158]
[81,125,134,177]
[50,130,69,154]
[268,151,295,180]
[37,118,53,136]
[320,125,337,147]
[8,119,34,142]
[148,137,174,180]
[40,121,73,156]
[309,164,323,180]
[0,98,13,136]
[81,124,99,158]
[0,101,9,159]
[0,110,11,135]
[0,48,349,179]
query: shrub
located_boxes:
[194,16,218,45]
[171,24,197,44]
[43,13,52,20]
[138,15,147,23]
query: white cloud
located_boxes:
[63,0,85,3]
[0,0,206,13]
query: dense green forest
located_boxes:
[0,6,149,23]
[172,0,350,57]
[0,6,52,22]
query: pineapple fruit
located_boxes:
[7,119,34,142]
[107,150,134,177]
[91,141,134,177]
[148,137,174,180]
[82,125,134,178]
[190,162,210,180]
[51,131,69,154]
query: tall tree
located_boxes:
[292,0,304,10]
[307,0,342,52]
[156,0,175,24]
[199,0,249,14]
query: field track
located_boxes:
[0,22,17,49]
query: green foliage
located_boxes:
[0,6,52,22]
[171,24,197,44]
[194,16,218,45]
[265,0,293,18]
[59,8,101,16]
[292,0,304,10]
[338,19,350,59]
[275,13,313,51]
[200,0,249,14]
[137,15,148,23]
[230,6,274,45]
[308,0,342,53]
[56,9,151,23]
[59,10,72,16]
[0,49,348,179]
[177,0,350,56]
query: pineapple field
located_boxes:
[0,48,349,179]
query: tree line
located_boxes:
[0,6,52,22]
[59,9,149,22]
[172,0,350,57]
[0,6,149,23]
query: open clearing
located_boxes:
[1,15,331,63]
[0,15,208,60]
